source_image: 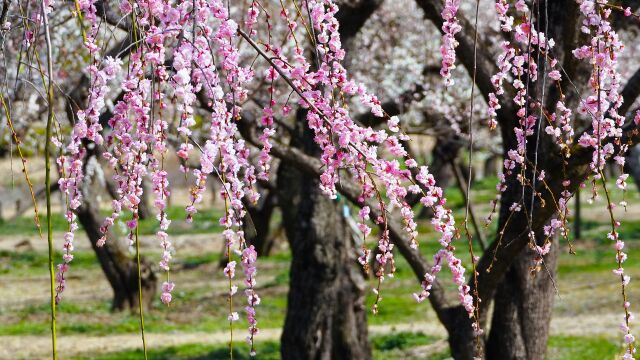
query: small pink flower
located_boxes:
[548,70,561,80]
[228,312,239,322]
[160,292,172,305]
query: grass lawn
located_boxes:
[2,176,640,358]
[73,334,622,360]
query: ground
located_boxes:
[0,159,638,359]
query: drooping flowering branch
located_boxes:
[573,1,635,357]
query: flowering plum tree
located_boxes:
[3,0,640,359]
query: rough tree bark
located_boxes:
[278,109,371,360]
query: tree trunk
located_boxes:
[485,234,560,360]
[219,190,278,268]
[278,110,371,360]
[244,189,278,256]
[440,305,481,360]
[430,136,461,190]
[136,178,153,220]
[76,171,157,312]
[443,207,560,360]
[483,154,500,179]
[625,145,640,193]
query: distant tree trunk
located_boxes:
[483,154,501,179]
[76,157,157,312]
[429,136,461,190]
[574,190,581,240]
[244,190,278,256]
[278,110,371,360]
[136,178,152,220]
[625,146,640,193]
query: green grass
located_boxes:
[73,333,622,360]
[0,205,227,237]
[132,206,226,236]
[0,255,433,338]
[0,212,69,235]
[0,249,291,336]
[0,310,141,336]
[558,245,640,274]
[568,218,640,243]
[371,331,438,351]
[3,178,640,358]
[5,237,628,337]
[74,341,281,360]
[1,232,636,339]
[547,335,620,360]
[0,249,99,275]
[73,332,448,360]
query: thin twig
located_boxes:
[40,1,57,357]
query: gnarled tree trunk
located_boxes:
[278,110,371,360]
[486,234,560,360]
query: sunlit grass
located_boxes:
[0,205,228,236]
[68,334,621,360]
[72,332,448,360]
[547,335,620,360]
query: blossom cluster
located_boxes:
[412,165,474,318]
[439,0,461,86]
